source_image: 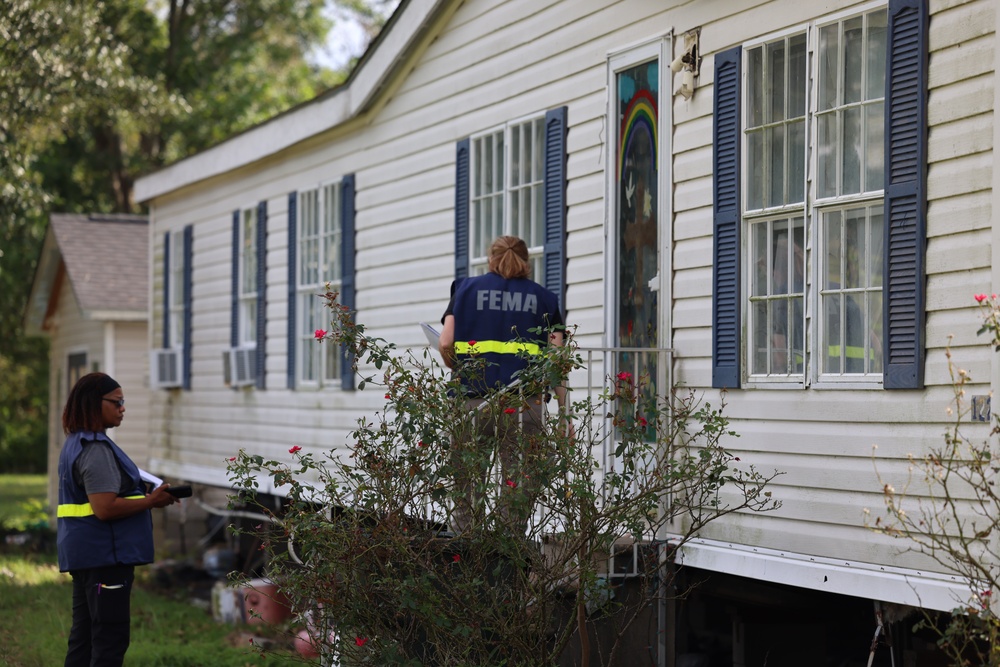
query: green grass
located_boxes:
[0,475,308,666]
[0,474,49,531]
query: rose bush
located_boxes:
[228,288,779,666]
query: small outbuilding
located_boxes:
[23,213,151,509]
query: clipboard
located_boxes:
[420,322,440,347]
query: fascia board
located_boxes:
[675,537,971,613]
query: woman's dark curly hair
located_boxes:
[63,372,119,434]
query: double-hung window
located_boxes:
[231,202,267,389]
[469,116,547,278]
[286,174,356,390]
[168,231,186,351]
[297,183,342,387]
[238,207,259,349]
[155,226,191,389]
[455,107,568,304]
[712,0,927,390]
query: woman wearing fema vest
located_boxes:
[439,236,569,534]
[57,372,176,667]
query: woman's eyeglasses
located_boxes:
[103,398,126,408]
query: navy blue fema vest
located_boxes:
[57,431,154,572]
[452,272,561,397]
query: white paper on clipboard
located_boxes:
[139,469,164,488]
[420,322,440,348]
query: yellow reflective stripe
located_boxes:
[58,503,94,518]
[828,345,870,360]
[57,495,145,518]
[455,340,541,355]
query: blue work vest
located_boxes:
[57,431,154,572]
[452,273,562,396]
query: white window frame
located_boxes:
[237,206,258,349]
[741,3,887,390]
[468,113,547,278]
[297,181,342,388]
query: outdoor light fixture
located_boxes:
[672,28,701,100]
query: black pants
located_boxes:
[65,564,134,667]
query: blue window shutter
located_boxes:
[162,231,170,349]
[543,106,568,310]
[256,200,267,389]
[230,210,239,349]
[287,192,297,390]
[340,174,357,390]
[712,46,742,390]
[455,138,470,280]
[883,0,928,390]
[182,225,193,390]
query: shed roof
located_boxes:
[23,214,148,335]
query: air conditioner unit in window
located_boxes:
[150,349,182,389]
[223,347,257,387]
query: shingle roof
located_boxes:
[50,214,148,315]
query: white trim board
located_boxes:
[675,537,972,613]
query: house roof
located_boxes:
[134,0,455,203]
[23,214,149,335]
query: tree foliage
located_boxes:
[1,0,375,471]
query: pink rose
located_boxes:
[314,329,327,340]
[975,294,988,303]
[289,446,302,454]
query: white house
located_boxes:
[134,0,998,662]
[23,214,152,509]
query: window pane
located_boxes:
[844,207,865,289]
[845,293,866,372]
[767,40,785,123]
[818,24,839,111]
[867,10,888,100]
[865,102,884,192]
[843,16,863,105]
[824,209,843,290]
[747,46,764,127]
[747,217,803,377]
[869,207,884,287]
[751,300,768,374]
[511,124,521,186]
[494,133,504,192]
[823,293,843,374]
[533,183,544,249]
[788,119,805,204]
[788,34,807,117]
[768,125,785,207]
[869,291,883,373]
[510,189,521,238]
[817,112,837,198]
[751,224,767,297]
[324,341,339,382]
[534,119,545,185]
[747,130,764,210]
[842,106,862,195]
[242,211,257,295]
